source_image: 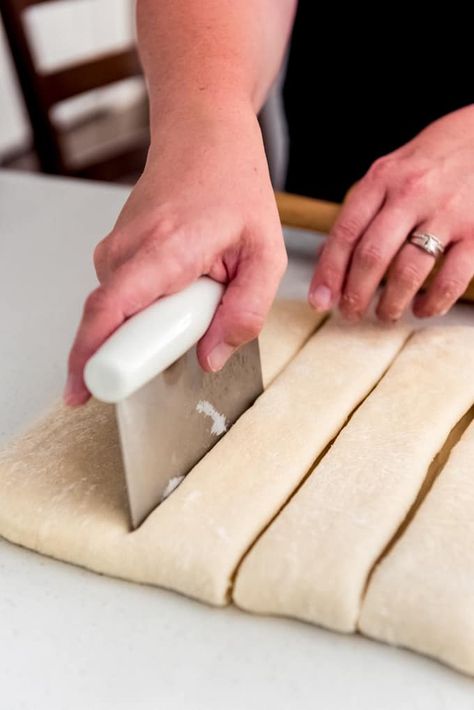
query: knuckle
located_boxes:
[150,214,179,241]
[139,241,176,280]
[93,231,122,278]
[331,218,361,247]
[171,250,202,284]
[84,287,112,315]
[340,289,362,311]
[355,242,385,270]
[159,214,180,236]
[318,259,342,287]
[392,262,423,290]
[142,230,200,277]
[98,229,119,255]
[93,239,105,266]
[366,155,395,182]
[143,220,181,255]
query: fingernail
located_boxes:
[207,343,235,372]
[309,285,332,311]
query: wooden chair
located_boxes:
[1,0,149,181]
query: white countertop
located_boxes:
[1,170,473,709]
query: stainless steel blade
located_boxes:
[116,339,263,529]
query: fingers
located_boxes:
[197,244,287,372]
[66,225,286,405]
[65,239,200,406]
[309,175,386,311]
[338,204,417,320]
[376,222,450,321]
[413,239,474,317]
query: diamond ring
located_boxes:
[408,231,445,258]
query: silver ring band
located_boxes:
[408,231,445,258]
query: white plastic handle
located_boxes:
[84,277,224,403]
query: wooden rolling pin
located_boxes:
[275,191,474,304]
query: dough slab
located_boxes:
[233,327,474,633]
[0,308,409,606]
[359,417,474,676]
[258,299,324,387]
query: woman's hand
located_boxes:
[309,104,474,321]
[64,104,287,406]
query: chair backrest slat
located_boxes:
[39,49,142,106]
[14,0,56,10]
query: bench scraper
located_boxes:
[84,277,263,529]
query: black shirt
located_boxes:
[283,4,473,202]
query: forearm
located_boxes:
[136,0,297,131]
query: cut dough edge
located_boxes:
[362,405,474,580]
[258,299,326,387]
[233,326,474,637]
[359,412,474,677]
[0,298,324,569]
[0,305,410,606]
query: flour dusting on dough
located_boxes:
[160,475,185,502]
[196,400,227,436]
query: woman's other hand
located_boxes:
[309,104,474,322]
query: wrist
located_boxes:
[148,87,257,140]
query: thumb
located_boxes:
[197,248,287,372]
